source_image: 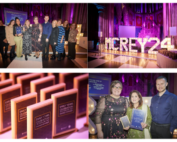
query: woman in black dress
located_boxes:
[50,20,59,60]
[31,16,42,59]
[22,19,32,60]
[63,20,70,58]
[95,80,129,138]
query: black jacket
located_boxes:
[0,26,6,42]
[49,27,59,46]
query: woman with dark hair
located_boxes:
[5,20,16,58]
[68,23,78,60]
[56,19,65,61]
[22,19,32,60]
[31,16,43,59]
[13,17,23,57]
[124,90,152,139]
[0,19,8,59]
[63,20,69,58]
[95,80,129,138]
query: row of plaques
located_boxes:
[0,73,88,138]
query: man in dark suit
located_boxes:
[0,20,9,59]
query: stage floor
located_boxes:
[88,50,159,68]
[0,45,87,68]
[0,116,88,139]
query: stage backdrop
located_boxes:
[4,8,27,25]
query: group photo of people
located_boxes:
[89,73,177,139]
[0,3,87,68]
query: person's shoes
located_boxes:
[34,55,36,57]
[20,55,23,57]
[50,56,55,60]
[36,56,39,59]
[25,54,28,61]
[57,54,61,61]
[28,54,31,56]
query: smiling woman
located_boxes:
[95,80,129,139]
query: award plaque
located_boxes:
[48,73,60,84]
[11,92,37,139]
[16,26,22,35]
[30,75,55,102]
[17,73,44,95]
[120,115,130,129]
[0,79,13,90]
[51,89,78,137]
[59,73,81,90]
[1,73,9,81]
[0,84,22,133]
[27,99,53,139]
[74,74,88,117]
[130,109,146,131]
[9,73,27,84]
[40,83,66,102]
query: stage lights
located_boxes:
[137,38,148,53]
[129,38,138,53]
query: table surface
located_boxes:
[0,116,88,139]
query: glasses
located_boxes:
[113,86,122,90]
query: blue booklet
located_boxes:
[130,109,146,131]
[16,26,22,35]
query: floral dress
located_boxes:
[22,26,32,54]
[126,105,152,139]
[95,95,129,138]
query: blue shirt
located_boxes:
[42,22,52,39]
[150,90,177,132]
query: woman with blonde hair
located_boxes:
[49,20,59,60]
[5,19,16,58]
[22,19,32,60]
[56,19,65,61]
[68,23,78,60]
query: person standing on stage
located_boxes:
[13,17,23,58]
[5,20,16,58]
[22,19,32,61]
[56,19,65,61]
[68,23,77,60]
[41,15,52,60]
[63,20,70,58]
[49,20,59,60]
[31,16,43,59]
[150,76,177,138]
[0,20,9,59]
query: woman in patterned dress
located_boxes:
[22,19,32,61]
[31,16,43,59]
[56,19,65,61]
[68,23,78,59]
[95,80,129,138]
[124,90,152,139]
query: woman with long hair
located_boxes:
[5,19,16,58]
[22,19,32,60]
[13,17,23,57]
[68,23,78,60]
[56,19,65,61]
[31,16,43,59]
[49,20,59,60]
[124,90,152,139]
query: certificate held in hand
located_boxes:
[130,109,146,131]
[16,26,22,35]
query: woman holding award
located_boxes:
[5,20,16,58]
[22,19,32,61]
[13,17,23,57]
[95,80,129,138]
[31,16,43,59]
[124,90,152,139]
